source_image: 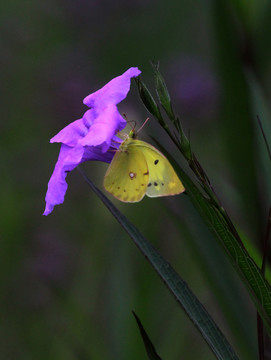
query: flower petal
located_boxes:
[44,67,141,215]
[82,108,96,128]
[83,67,141,110]
[43,144,76,215]
[50,119,88,147]
[43,143,115,216]
[79,105,125,152]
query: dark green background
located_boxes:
[1,1,271,359]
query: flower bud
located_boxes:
[135,77,164,125]
[179,128,192,161]
[152,62,175,121]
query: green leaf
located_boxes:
[78,167,239,360]
[167,205,257,359]
[212,0,260,240]
[158,147,271,337]
[246,71,271,204]
[151,62,175,121]
[132,312,162,360]
[135,76,164,125]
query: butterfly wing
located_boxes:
[103,144,149,202]
[129,140,185,198]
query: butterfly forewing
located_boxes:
[103,143,149,202]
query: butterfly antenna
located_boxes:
[137,117,150,134]
[122,113,136,131]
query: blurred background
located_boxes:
[1,0,271,359]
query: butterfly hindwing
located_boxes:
[103,143,149,202]
[104,136,185,202]
[127,140,185,198]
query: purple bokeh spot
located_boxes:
[168,57,219,120]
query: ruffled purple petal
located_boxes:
[43,144,77,216]
[82,108,96,128]
[79,105,125,152]
[44,66,141,215]
[50,119,88,147]
[43,143,115,216]
[81,146,115,163]
[83,67,141,110]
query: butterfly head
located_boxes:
[127,117,150,140]
[128,129,137,139]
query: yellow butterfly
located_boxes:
[103,130,185,202]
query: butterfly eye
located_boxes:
[154,159,159,165]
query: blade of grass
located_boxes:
[247,71,271,205]
[137,57,271,340]
[78,167,239,360]
[166,202,256,359]
[257,207,271,360]
[257,116,271,163]
[246,70,271,357]
[156,144,271,337]
[212,0,260,240]
[132,312,162,360]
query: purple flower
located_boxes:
[43,67,141,215]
